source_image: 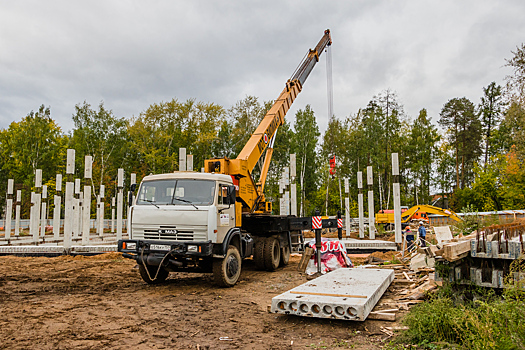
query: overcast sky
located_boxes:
[1,1,524,134]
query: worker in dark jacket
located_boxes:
[405,227,414,250]
[418,221,427,247]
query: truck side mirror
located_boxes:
[227,185,236,205]
[130,183,137,192]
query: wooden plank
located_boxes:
[372,308,399,313]
[290,291,367,299]
[442,240,471,262]
[393,279,415,284]
[367,312,396,321]
[403,271,413,281]
[297,247,313,272]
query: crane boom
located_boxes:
[205,30,332,214]
[237,29,332,170]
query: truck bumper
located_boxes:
[118,239,213,259]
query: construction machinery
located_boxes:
[376,204,461,230]
[118,30,335,287]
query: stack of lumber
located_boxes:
[440,240,471,262]
[366,255,437,321]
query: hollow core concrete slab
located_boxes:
[271,268,394,321]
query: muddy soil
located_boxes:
[0,254,407,349]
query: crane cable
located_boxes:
[324,45,334,216]
[326,45,334,123]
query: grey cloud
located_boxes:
[0,1,524,134]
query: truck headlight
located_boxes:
[123,242,136,250]
[187,245,198,252]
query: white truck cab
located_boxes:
[119,172,249,287]
[129,172,236,245]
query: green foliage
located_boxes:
[291,105,320,216]
[71,101,128,197]
[0,105,67,216]
[479,82,504,166]
[405,108,440,206]
[402,281,525,349]
[127,98,224,180]
[505,43,525,107]
[439,97,482,190]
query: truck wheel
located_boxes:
[263,237,281,271]
[279,244,290,267]
[253,237,266,270]
[213,245,241,287]
[138,264,169,284]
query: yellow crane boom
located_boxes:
[204,30,332,215]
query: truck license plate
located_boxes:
[150,244,171,251]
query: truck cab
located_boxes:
[119,172,253,286]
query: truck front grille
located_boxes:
[133,224,207,241]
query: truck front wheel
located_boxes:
[213,245,242,287]
[138,263,169,284]
[263,237,281,271]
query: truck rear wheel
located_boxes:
[279,244,290,267]
[263,237,281,271]
[253,237,266,270]
[138,263,169,284]
[213,245,242,287]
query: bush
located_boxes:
[401,267,525,349]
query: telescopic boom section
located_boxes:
[236,29,332,171]
[204,30,332,213]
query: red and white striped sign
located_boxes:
[337,218,343,228]
[312,216,322,229]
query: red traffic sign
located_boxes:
[337,218,343,228]
[312,216,322,229]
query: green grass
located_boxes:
[400,259,525,349]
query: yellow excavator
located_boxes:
[376,204,461,230]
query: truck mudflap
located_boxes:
[118,239,213,259]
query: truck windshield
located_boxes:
[136,179,215,206]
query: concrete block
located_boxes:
[470,267,478,284]
[496,270,504,288]
[434,226,453,245]
[455,266,462,281]
[426,257,435,268]
[410,253,427,271]
[476,268,499,288]
[486,240,493,257]
[510,241,523,259]
[270,268,394,321]
[470,239,477,257]
[491,241,499,255]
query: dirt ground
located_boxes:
[0,253,409,350]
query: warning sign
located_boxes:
[312,216,322,229]
[220,214,229,226]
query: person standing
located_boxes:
[418,221,427,247]
[405,226,414,250]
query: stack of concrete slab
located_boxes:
[341,238,397,252]
[270,268,394,321]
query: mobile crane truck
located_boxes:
[118,30,335,287]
